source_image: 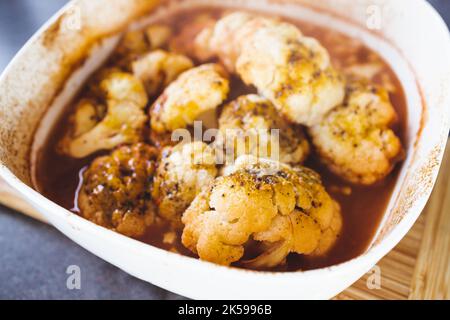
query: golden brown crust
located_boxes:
[149,63,230,139]
[309,80,404,185]
[218,94,310,166]
[152,141,218,228]
[182,155,342,267]
[78,143,158,237]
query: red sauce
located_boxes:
[35,7,408,271]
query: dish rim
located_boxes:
[0,0,449,284]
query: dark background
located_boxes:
[0,0,449,299]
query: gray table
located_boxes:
[1,0,449,300]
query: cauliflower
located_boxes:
[182,155,342,267]
[145,25,173,50]
[309,80,404,185]
[195,12,345,126]
[78,143,159,237]
[132,49,193,96]
[194,12,254,71]
[152,141,218,227]
[112,24,173,69]
[59,70,148,158]
[150,63,229,138]
[218,94,310,166]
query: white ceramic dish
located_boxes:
[0,0,449,299]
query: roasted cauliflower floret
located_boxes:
[152,141,217,227]
[150,63,229,137]
[59,71,148,158]
[145,25,173,50]
[182,155,342,267]
[194,12,254,71]
[132,50,193,96]
[113,24,172,68]
[114,30,149,63]
[309,81,404,185]
[218,94,310,166]
[78,143,158,237]
[195,12,345,126]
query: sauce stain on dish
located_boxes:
[35,7,407,272]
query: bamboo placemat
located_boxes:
[1,142,449,299]
[336,140,450,300]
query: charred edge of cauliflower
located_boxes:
[149,63,230,142]
[181,155,342,267]
[217,94,310,166]
[132,50,194,97]
[152,141,218,228]
[309,80,404,185]
[58,70,148,158]
[78,143,159,238]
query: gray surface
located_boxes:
[0,207,183,300]
[0,0,449,300]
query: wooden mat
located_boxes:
[336,140,450,300]
[1,142,449,299]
